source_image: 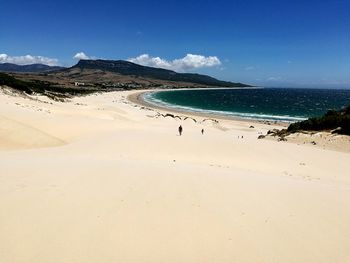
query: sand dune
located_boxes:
[0,89,350,263]
[0,115,65,150]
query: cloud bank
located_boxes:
[0,53,59,66]
[73,52,90,60]
[128,54,221,72]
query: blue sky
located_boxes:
[1,0,350,87]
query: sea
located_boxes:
[143,88,350,122]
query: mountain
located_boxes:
[71,59,250,87]
[0,63,65,73]
[0,60,250,87]
[1,59,250,92]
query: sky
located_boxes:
[1,0,350,88]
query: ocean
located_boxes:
[143,88,350,122]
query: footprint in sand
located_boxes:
[283,171,293,177]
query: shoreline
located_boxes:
[127,89,289,127]
[128,89,350,153]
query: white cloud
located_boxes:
[0,53,59,66]
[128,53,221,72]
[129,54,171,69]
[73,52,90,60]
[266,76,282,81]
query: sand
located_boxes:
[1,88,350,263]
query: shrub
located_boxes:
[287,106,350,135]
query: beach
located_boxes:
[1,88,350,262]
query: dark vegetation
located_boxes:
[0,72,95,97]
[287,106,350,135]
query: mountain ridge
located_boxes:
[0,63,65,73]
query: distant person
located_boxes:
[201,129,204,135]
[178,125,183,136]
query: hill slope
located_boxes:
[72,59,250,87]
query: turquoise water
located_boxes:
[143,88,350,122]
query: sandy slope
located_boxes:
[0,89,350,263]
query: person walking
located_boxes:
[178,125,183,136]
[201,128,204,135]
